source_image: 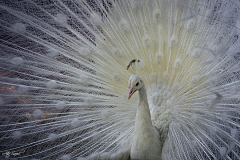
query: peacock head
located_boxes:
[128,74,143,100]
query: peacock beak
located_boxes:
[128,88,134,100]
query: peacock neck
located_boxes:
[136,83,152,128]
[131,82,162,160]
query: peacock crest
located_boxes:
[0,0,240,160]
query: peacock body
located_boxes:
[0,0,240,159]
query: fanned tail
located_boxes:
[0,0,240,159]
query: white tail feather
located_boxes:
[0,0,240,159]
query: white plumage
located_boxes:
[0,0,240,159]
[128,74,161,160]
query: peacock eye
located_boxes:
[136,82,139,86]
